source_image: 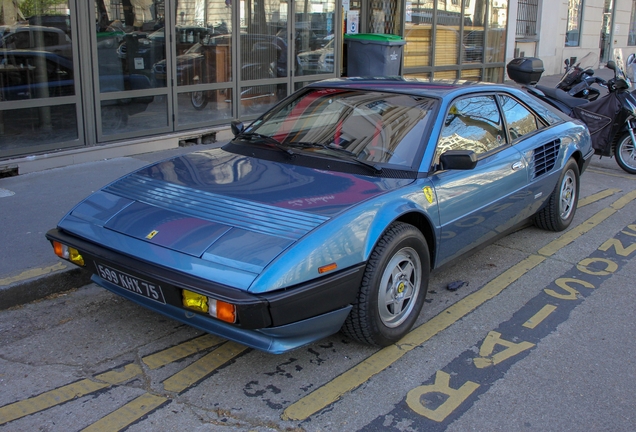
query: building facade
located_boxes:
[513,0,636,75]
[0,0,633,168]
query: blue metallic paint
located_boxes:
[49,78,594,353]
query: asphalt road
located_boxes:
[1,155,635,432]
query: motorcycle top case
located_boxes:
[507,57,545,85]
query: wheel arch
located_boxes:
[390,211,437,271]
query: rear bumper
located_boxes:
[46,228,364,353]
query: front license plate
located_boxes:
[94,262,166,304]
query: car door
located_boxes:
[430,94,530,266]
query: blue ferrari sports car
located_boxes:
[47,78,594,353]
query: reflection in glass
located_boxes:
[240,83,285,117]
[487,0,507,63]
[404,0,434,68]
[178,89,233,126]
[295,0,336,76]
[101,95,167,136]
[95,0,165,91]
[0,104,77,153]
[1,2,74,101]
[463,0,485,64]
[240,0,287,81]
[249,89,436,167]
[404,72,431,80]
[461,69,482,81]
[173,0,232,87]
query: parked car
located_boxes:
[47,78,594,353]
[0,24,72,59]
[296,39,334,75]
[0,49,152,127]
[151,33,287,109]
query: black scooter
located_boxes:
[556,52,604,101]
[507,56,636,174]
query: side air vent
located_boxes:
[531,139,560,179]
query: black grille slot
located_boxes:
[532,139,560,179]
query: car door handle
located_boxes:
[511,161,524,171]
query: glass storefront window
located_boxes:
[101,95,167,135]
[174,0,232,86]
[404,0,434,67]
[487,0,507,63]
[0,104,78,156]
[95,0,165,92]
[0,0,79,156]
[177,88,233,125]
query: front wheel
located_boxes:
[534,158,579,231]
[341,222,429,347]
[615,133,636,174]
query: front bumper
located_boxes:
[46,228,364,353]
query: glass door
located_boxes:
[292,0,338,90]
[173,0,234,128]
[93,0,170,140]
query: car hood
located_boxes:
[61,147,413,287]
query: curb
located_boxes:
[0,266,93,311]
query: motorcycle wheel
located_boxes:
[191,91,208,111]
[615,133,636,174]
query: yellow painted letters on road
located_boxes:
[406,371,479,422]
[473,331,534,369]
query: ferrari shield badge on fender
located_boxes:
[423,186,434,204]
[146,230,159,239]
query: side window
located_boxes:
[435,95,506,163]
[499,94,542,141]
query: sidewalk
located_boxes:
[0,143,223,309]
[0,69,615,310]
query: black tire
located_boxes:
[615,133,636,174]
[341,222,430,346]
[534,158,579,231]
[191,91,208,110]
[102,106,128,131]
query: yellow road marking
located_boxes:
[0,262,67,286]
[538,189,636,257]
[281,254,546,421]
[82,393,167,432]
[578,189,621,207]
[587,168,636,181]
[163,341,248,393]
[142,334,225,370]
[283,191,636,421]
[523,304,557,329]
[0,364,143,425]
[77,341,248,431]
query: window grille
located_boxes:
[516,0,538,38]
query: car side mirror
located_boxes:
[440,150,478,170]
[230,120,244,136]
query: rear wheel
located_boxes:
[191,91,208,110]
[534,158,579,231]
[341,222,429,346]
[615,133,636,174]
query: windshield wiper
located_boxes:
[237,132,295,157]
[286,141,383,173]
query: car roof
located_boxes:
[306,77,514,99]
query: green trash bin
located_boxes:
[345,33,405,76]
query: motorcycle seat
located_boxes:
[535,85,590,108]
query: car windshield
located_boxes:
[246,88,437,168]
